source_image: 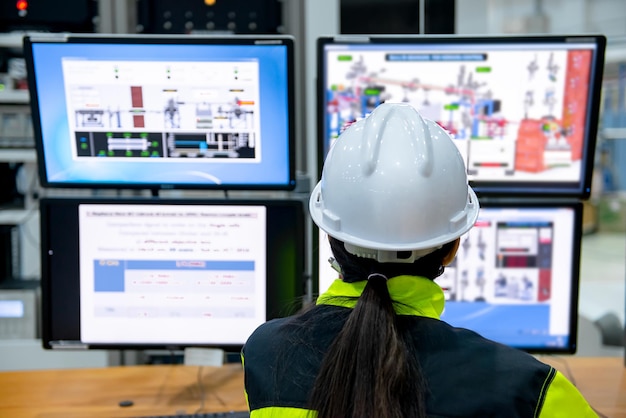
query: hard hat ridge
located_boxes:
[361,103,434,177]
[310,102,479,262]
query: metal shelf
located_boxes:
[602,128,626,140]
[0,209,32,225]
[0,149,36,163]
[0,90,29,104]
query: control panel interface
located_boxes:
[26,36,295,189]
[78,204,267,345]
[63,59,261,161]
[317,205,580,352]
[319,36,605,197]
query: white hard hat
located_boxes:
[310,102,479,263]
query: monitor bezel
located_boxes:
[25,33,297,192]
[316,34,606,199]
[39,197,305,351]
[312,198,583,354]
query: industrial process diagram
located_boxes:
[324,47,592,182]
[62,59,262,160]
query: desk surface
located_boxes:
[537,356,626,418]
[0,362,247,418]
[0,357,624,418]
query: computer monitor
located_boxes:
[314,200,582,354]
[40,197,305,351]
[317,34,606,198]
[24,34,296,191]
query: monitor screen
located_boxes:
[40,197,305,351]
[25,34,296,191]
[314,201,582,354]
[317,35,606,198]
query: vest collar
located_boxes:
[316,275,444,319]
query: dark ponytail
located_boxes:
[307,236,454,418]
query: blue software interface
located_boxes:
[317,204,581,353]
[27,36,294,189]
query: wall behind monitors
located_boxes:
[24,34,296,191]
[136,0,283,35]
[315,201,583,354]
[0,0,97,33]
[40,197,305,351]
[317,35,606,198]
[340,0,455,35]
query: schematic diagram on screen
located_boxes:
[62,59,262,161]
[324,48,592,183]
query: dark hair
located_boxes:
[308,236,457,418]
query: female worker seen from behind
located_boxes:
[242,102,597,417]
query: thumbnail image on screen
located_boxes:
[315,203,582,353]
[318,35,605,198]
[25,34,296,190]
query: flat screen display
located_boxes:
[25,34,296,191]
[314,201,582,354]
[40,198,304,350]
[317,35,606,198]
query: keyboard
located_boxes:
[134,412,249,418]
